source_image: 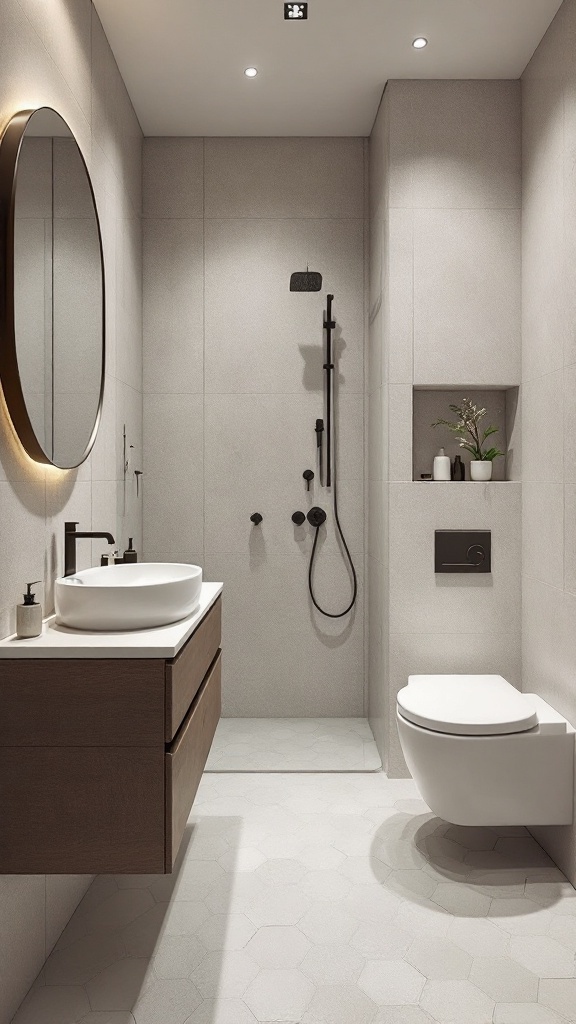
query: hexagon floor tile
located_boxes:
[11,737,576,1024]
[206,718,382,771]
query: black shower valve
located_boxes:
[303,469,314,491]
[250,512,263,525]
[292,511,306,526]
[307,506,327,528]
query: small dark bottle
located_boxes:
[453,455,466,481]
[123,538,138,563]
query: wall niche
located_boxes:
[412,386,520,483]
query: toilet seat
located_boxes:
[397,674,538,736]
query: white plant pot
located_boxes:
[470,460,492,482]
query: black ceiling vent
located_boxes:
[284,3,308,19]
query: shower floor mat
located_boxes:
[205,717,382,772]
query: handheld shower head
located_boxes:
[290,270,322,292]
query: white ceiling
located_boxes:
[93,0,563,137]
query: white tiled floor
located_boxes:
[205,718,382,771]
[14,772,576,1024]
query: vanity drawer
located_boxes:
[165,598,221,741]
[165,650,221,869]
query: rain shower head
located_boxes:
[290,270,322,292]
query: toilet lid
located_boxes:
[397,675,539,736]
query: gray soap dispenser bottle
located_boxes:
[17,581,43,638]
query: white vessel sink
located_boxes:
[55,563,203,632]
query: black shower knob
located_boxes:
[307,507,327,528]
[303,469,314,491]
[292,511,306,525]
[250,513,263,525]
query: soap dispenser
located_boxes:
[433,447,451,481]
[17,582,42,639]
[123,538,138,563]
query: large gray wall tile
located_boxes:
[20,0,92,122]
[387,209,413,385]
[522,164,567,382]
[367,554,388,765]
[389,81,521,211]
[388,482,521,636]
[388,385,413,482]
[204,392,363,558]
[523,481,564,589]
[522,2,576,883]
[143,219,204,394]
[413,208,521,386]
[143,138,204,218]
[205,551,364,718]
[204,217,365,395]
[143,393,204,564]
[522,371,564,483]
[366,93,390,766]
[205,138,364,220]
[522,6,567,200]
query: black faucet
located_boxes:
[64,521,115,577]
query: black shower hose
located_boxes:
[307,429,358,619]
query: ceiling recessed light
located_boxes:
[244,67,258,78]
[412,37,428,49]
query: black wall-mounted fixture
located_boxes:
[284,3,308,19]
[290,270,322,291]
[288,285,358,618]
[435,530,491,574]
[292,511,306,525]
[324,294,335,487]
[307,507,327,528]
[315,418,324,484]
[250,513,263,525]
[303,469,314,491]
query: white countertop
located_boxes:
[0,582,223,659]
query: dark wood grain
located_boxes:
[0,658,166,746]
[166,651,222,869]
[0,745,166,873]
[0,599,223,873]
[165,598,221,740]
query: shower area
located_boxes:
[142,136,377,771]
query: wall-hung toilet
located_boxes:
[397,675,575,826]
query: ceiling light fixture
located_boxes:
[412,37,428,49]
[244,67,258,78]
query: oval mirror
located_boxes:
[0,107,104,469]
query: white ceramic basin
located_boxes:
[55,563,203,631]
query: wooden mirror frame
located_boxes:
[0,107,105,469]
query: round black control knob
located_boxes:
[292,511,306,525]
[303,469,315,491]
[250,513,263,525]
[307,506,327,528]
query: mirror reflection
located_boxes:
[12,108,104,468]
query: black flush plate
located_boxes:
[284,3,308,19]
[435,530,491,574]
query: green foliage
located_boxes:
[432,398,505,462]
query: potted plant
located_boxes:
[432,398,505,481]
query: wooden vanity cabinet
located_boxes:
[0,597,221,874]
